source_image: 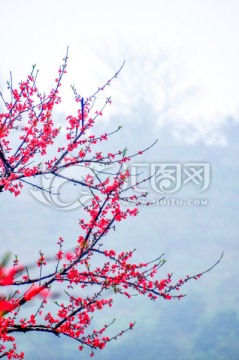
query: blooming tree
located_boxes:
[0,50,222,359]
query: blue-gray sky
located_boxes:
[1,0,239,140]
